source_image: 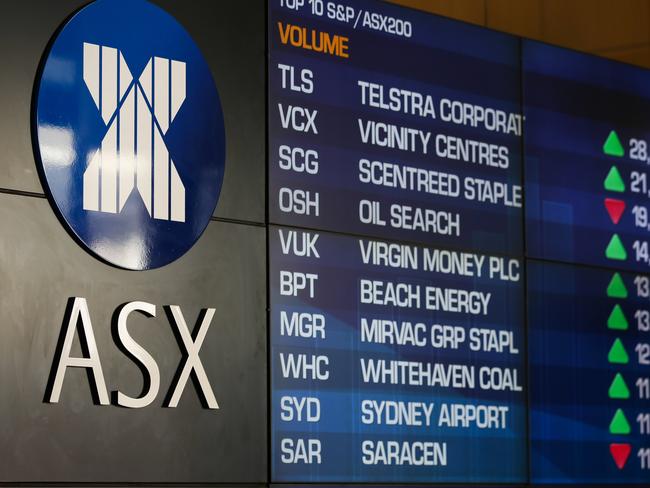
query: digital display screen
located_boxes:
[528,260,650,483]
[524,40,650,271]
[268,0,523,256]
[268,0,650,485]
[524,40,650,484]
[270,226,526,482]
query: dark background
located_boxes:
[0,0,267,483]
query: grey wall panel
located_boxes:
[0,0,265,223]
[0,193,267,482]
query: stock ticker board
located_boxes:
[524,41,650,483]
[524,41,650,273]
[528,261,650,483]
[268,0,650,484]
[268,0,524,256]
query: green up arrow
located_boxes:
[606,234,627,261]
[604,130,625,157]
[609,373,631,399]
[608,338,629,364]
[608,305,629,330]
[604,166,625,192]
[609,408,631,435]
[607,272,628,298]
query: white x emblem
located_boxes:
[82,42,186,222]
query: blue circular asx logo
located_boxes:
[34,0,225,270]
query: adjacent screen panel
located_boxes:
[528,260,650,483]
[268,0,523,255]
[524,40,650,272]
[524,39,650,485]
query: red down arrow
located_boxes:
[610,443,632,469]
[605,198,626,225]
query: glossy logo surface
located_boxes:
[34,0,225,270]
[82,43,187,222]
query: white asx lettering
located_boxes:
[46,297,218,409]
